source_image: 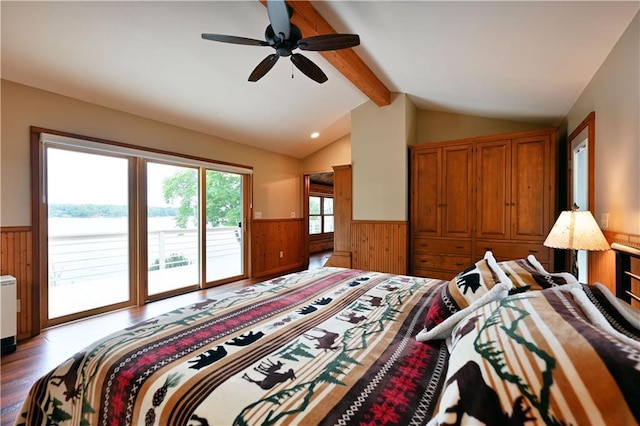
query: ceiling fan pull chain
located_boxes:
[291,62,294,79]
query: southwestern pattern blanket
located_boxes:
[15,266,640,425]
[15,268,447,425]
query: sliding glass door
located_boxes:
[147,163,200,296]
[46,147,133,321]
[40,132,250,326]
[205,170,243,282]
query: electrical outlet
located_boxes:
[290,212,295,218]
[279,251,284,258]
[254,211,262,219]
[601,212,609,229]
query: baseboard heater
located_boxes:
[1,275,17,355]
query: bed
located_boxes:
[14,248,640,426]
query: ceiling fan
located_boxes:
[201,0,360,84]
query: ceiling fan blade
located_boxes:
[249,54,279,82]
[291,53,328,84]
[266,0,290,41]
[202,33,269,46]
[298,34,360,51]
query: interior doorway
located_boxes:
[567,112,595,283]
[305,172,334,264]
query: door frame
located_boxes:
[567,112,595,212]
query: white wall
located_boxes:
[301,134,351,174]
[565,11,640,235]
[351,93,416,221]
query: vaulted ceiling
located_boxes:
[2,1,638,158]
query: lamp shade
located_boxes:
[543,210,610,251]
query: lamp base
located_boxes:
[571,249,579,279]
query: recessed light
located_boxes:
[310,132,320,139]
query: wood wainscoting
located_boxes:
[590,230,640,299]
[351,221,408,275]
[251,218,306,278]
[1,227,34,341]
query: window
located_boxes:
[309,195,334,235]
[34,129,250,326]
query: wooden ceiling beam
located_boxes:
[259,0,391,106]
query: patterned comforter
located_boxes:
[15,267,640,426]
[15,268,447,425]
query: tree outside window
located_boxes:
[309,195,334,235]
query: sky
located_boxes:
[47,148,182,207]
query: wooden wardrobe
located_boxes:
[410,128,557,280]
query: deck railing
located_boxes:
[48,227,242,287]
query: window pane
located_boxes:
[309,216,321,234]
[47,148,130,319]
[206,170,243,282]
[324,216,334,233]
[323,197,334,214]
[147,163,199,296]
[309,196,321,214]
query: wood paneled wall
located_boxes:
[251,218,306,278]
[351,221,408,274]
[1,227,34,340]
[590,230,640,300]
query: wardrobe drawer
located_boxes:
[413,238,472,255]
[413,253,471,272]
[412,268,457,281]
[474,241,549,262]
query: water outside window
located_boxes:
[47,148,131,319]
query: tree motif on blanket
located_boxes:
[234,351,361,425]
[443,295,561,425]
[476,296,559,424]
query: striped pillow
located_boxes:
[498,255,578,292]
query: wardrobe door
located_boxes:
[476,139,511,239]
[441,144,473,237]
[511,135,550,240]
[412,147,441,236]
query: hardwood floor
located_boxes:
[0,252,330,426]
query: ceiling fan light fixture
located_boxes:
[201,0,360,84]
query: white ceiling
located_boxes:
[2,1,638,159]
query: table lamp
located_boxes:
[543,205,610,279]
